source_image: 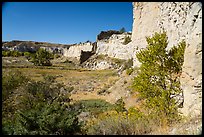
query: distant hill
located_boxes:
[1,40,77,53]
[2,40,71,48]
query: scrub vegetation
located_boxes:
[2,31,189,135]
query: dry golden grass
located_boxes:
[70,75,119,103]
[3,67,116,81]
[3,67,119,103]
[2,57,140,111]
[70,92,108,103]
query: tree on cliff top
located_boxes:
[119,27,126,33]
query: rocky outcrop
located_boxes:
[131,2,202,117]
[2,40,96,64]
[96,32,132,60]
[62,42,96,64]
[97,30,122,40]
[178,2,202,117]
[81,54,122,70]
[3,40,39,52]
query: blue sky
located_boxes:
[2,2,133,44]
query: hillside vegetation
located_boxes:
[3,31,201,135]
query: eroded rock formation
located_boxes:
[96,32,132,60]
[62,42,95,64]
[131,2,202,117]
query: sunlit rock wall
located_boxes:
[131,2,202,117]
[96,33,133,60]
[62,42,95,63]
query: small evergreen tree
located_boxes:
[132,31,186,122]
[119,27,126,33]
[31,48,53,66]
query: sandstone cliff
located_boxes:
[62,42,96,63]
[131,2,202,117]
[96,32,132,60]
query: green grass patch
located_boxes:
[73,99,115,115]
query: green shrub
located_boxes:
[2,70,29,127]
[123,36,131,45]
[14,51,23,57]
[42,74,57,83]
[7,51,11,56]
[24,52,30,56]
[2,70,28,102]
[2,50,23,57]
[2,73,82,135]
[114,98,126,113]
[24,52,36,61]
[132,31,186,123]
[10,101,81,135]
[2,51,8,57]
[73,99,115,116]
[127,107,144,119]
[30,48,53,66]
[13,51,22,57]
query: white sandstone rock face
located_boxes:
[96,33,133,60]
[63,43,94,60]
[131,2,161,67]
[179,2,202,117]
[131,2,202,117]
